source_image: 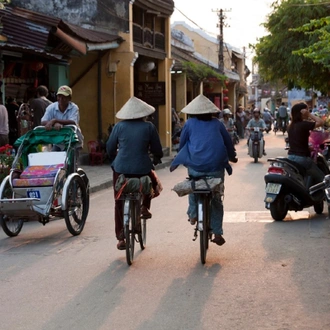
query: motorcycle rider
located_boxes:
[262,107,273,132]
[246,108,267,155]
[277,102,289,129]
[287,102,324,193]
[220,109,237,144]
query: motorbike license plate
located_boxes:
[254,127,260,132]
[27,189,41,199]
[265,183,281,194]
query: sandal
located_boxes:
[188,217,197,225]
[212,234,226,246]
[117,240,126,250]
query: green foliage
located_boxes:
[252,0,330,94]
[292,16,330,69]
[182,61,226,85]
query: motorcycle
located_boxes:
[265,120,272,133]
[278,117,287,135]
[273,118,279,134]
[247,127,264,163]
[264,130,330,221]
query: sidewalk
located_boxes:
[81,156,174,193]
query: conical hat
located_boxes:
[116,97,155,119]
[181,94,220,114]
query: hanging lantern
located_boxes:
[225,80,229,87]
[30,61,44,72]
[30,61,44,87]
[223,88,229,95]
[223,96,229,103]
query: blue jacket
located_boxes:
[171,117,236,174]
[106,119,163,175]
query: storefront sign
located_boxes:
[136,82,165,105]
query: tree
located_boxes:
[182,61,226,97]
[252,0,330,94]
[292,16,330,69]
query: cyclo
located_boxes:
[0,125,89,237]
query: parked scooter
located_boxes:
[264,130,330,221]
[247,127,264,163]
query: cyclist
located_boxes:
[106,97,163,250]
[170,94,237,246]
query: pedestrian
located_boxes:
[106,96,163,250]
[170,94,237,246]
[29,85,52,128]
[235,106,246,139]
[5,97,19,145]
[0,99,9,147]
[41,85,83,149]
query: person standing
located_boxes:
[29,85,52,128]
[5,97,19,145]
[235,106,247,139]
[106,97,163,250]
[0,100,9,147]
[170,94,237,246]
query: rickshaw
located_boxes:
[0,125,89,237]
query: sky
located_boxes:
[170,0,274,71]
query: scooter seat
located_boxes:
[274,157,306,176]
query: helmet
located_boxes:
[253,108,260,113]
[223,109,232,115]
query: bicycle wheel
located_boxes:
[63,175,88,236]
[139,218,146,249]
[0,176,24,237]
[125,199,135,265]
[135,199,145,250]
[199,195,208,264]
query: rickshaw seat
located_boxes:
[12,152,66,187]
[28,151,66,166]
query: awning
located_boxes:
[232,50,244,59]
[224,69,240,82]
[0,6,124,62]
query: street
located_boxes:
[1,131,330,330]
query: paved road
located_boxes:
[0,131,330,330]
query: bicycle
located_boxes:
[192,188,213,264]
[120,191,146,266]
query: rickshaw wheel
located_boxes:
[77,168,90,216]
[63,175,88,236]
[0,176,24,237]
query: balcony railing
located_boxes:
[133,23,165,51]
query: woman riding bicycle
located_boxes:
[170,94,237,246]
[106,97,163,250]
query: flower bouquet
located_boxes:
[0,144,15,184]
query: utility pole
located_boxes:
[218,9,225,74]
[213,8,230,74]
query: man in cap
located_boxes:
[170,94,237,246]
[41,85,83,147]
[106,96,163,250]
